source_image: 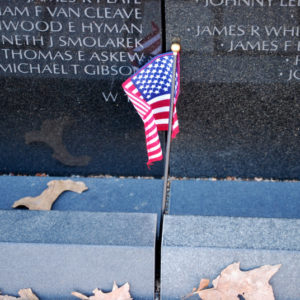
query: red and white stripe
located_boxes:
[122,79,163,167]
[148,95,179,138]
[133,22,161,56]
[128,22,161,67]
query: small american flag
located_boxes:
[122,52,180,167]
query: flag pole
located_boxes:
[162,41,181,215]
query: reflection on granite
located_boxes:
[25,117,91,167]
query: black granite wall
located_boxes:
[166,0,300,179]
[0,0,164,176]
[0,0,299,179]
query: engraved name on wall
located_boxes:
[0,0,160,79]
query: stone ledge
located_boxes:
[0,175,163,214]
[0,175,163,235]
[163,215,300,251]
[169,179,300,218]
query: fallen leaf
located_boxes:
[185,279,210,299]
[197,279,210,292]
[0,288,39,300]
[186,262,281,300]
[72,282,132,300]
[12,180,88,210]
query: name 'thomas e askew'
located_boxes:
[1,49,144,63]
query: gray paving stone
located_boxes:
[0,210,157,300]
[161,215,300,300]
[169,179,300,218]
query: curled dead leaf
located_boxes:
[72,282,132,300]
[12,180,88,210]
[0,288,39,300]
[185,262,281,300]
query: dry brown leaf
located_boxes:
[72,282,132,300]
[0,288,39,300]
[186,262,281,300]
[12,180,88,210]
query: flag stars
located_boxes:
[130,54,178,101]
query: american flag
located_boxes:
[122,52,180,167]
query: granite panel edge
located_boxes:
[162,215,300,251]
[0,210,157,247]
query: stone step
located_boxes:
[161,215,300,300]
[169,179,300,218]
[0,175,163,234]
[0,210,157,300]
[0,175,162,213]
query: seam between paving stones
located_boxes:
[162,245,300,252]
[165,214,300,222]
